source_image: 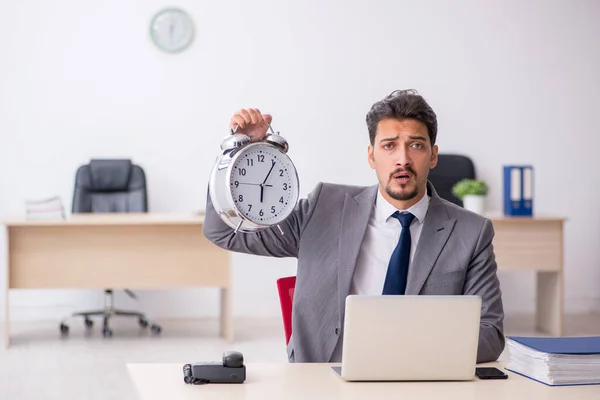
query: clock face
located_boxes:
[228,144,299,225]
[150,8,194,53]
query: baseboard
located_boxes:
[3,305,223,322]
[2,297,599,323]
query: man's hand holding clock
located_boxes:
[209,107,299,233]
[229,108,273,142]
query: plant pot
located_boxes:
[462,194,485,215]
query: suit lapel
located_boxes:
[336,182,456,303]
[337,186,377,314]
[405,183,456,295]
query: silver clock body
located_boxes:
[209,134,299,233]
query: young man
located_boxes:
[203,89,505,364]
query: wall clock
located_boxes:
[150,8,195,53]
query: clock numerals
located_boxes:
[232,149,295,223]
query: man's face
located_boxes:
[368,118,438,206]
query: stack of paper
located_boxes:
[25,196,65,220]
[506,336,600,386]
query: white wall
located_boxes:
[1,0,599,322]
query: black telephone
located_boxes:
[183,351,246,384]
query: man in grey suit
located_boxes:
[203,89,505,364]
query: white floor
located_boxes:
[0,313,599,400]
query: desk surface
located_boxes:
[127,362,599,400]
[484,212,566,222]
[3,211,567,227]
[2,212,205,226]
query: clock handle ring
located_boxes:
[230,123,278,136]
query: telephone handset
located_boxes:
[183,351,246,384]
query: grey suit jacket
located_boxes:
[203,181,505,364]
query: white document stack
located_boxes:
[506,336,600,386]
[25,196,65,220]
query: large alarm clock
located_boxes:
[208,126,300,234]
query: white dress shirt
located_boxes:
[350,189,430,295]
[330,189,430,362]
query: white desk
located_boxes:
[2,213,232,348]
[127,362,600,400]
[488,214,566,336]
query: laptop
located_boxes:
[332,295,482,381]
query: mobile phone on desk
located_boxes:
[475,367,508,380]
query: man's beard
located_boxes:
[386,166,418,201]
[386,184,419,201]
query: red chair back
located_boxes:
[276,276,296,345]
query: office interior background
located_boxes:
[0,0,599,398]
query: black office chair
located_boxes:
[428,154,476,206]
[59,159,162,337]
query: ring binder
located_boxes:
[503,165,533,216]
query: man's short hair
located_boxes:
[366,89,438,146]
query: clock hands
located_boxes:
[262,159,276,185]
[260,160,276,203]
[234,160,277,204]
[169,23,174,44]
[235,182,272,203]
[237,182,272,187]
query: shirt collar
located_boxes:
[375,188,430,224]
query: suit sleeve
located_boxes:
[202,182,323,258]
[464,218,506,363]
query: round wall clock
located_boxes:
[150,8,195,53]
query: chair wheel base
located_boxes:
[61,307,161,338]
[151,324,162,335]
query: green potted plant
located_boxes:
[451,179,489,214]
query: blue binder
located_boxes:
[503,165,533,216]
[506,336,600,386]
[508,336,600,355]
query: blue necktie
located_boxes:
[382,211,416,295]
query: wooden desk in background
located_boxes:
[127,362,599,400]
[2,213,231,348]
[2,213,566,347]
[488,214,565,337]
